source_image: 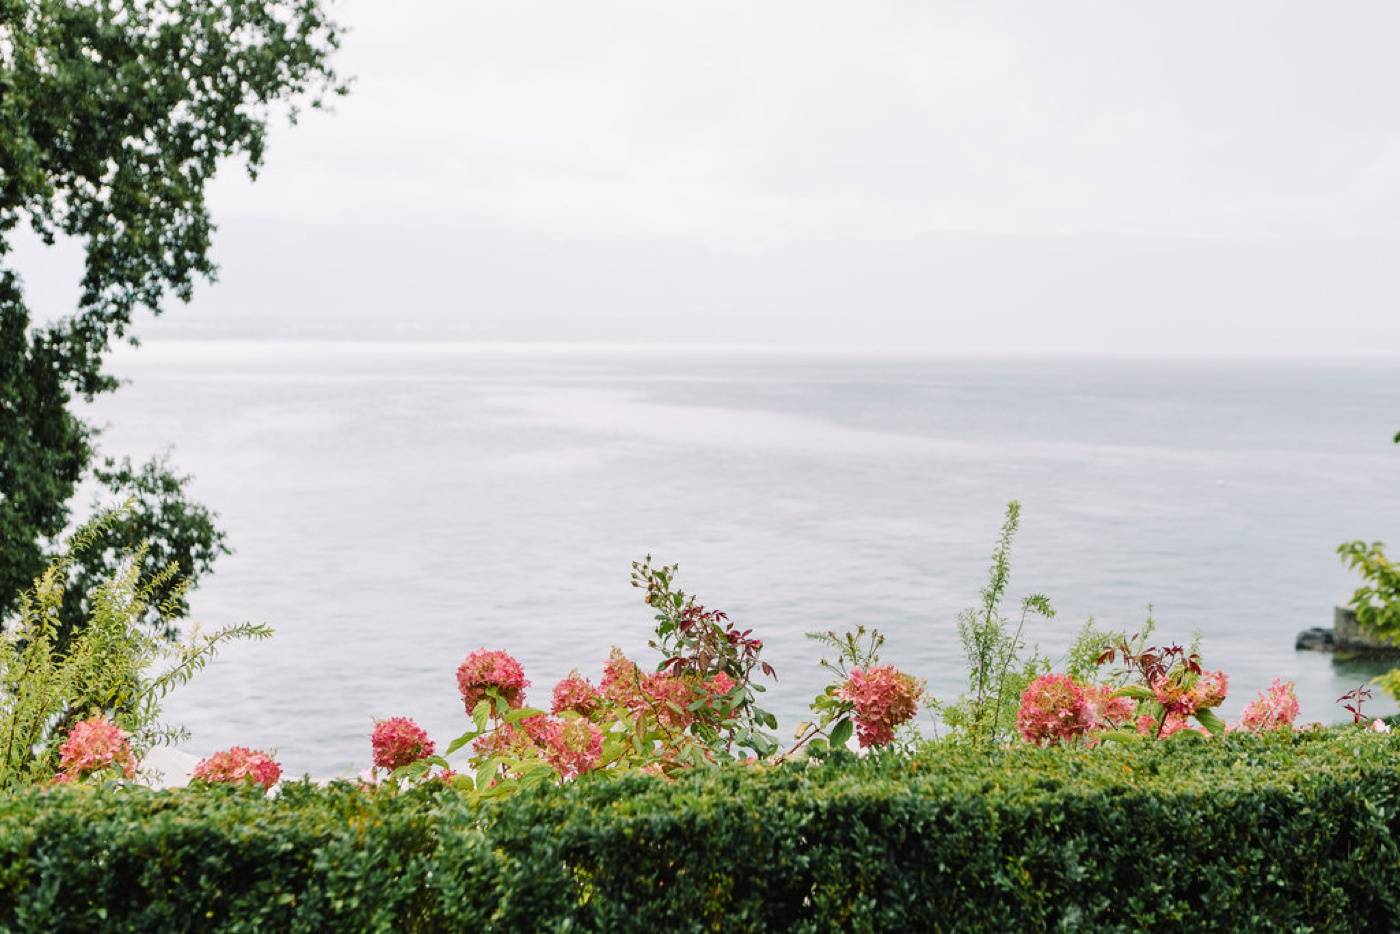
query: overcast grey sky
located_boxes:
[23,1,1400,352]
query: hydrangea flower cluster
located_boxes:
[837,665,923,747]
[597,648,719,730]
[1017,674,1089,744]
[371,716,435,770]
[1151,668,1229,718]
[56,715,136,782]
[640,672,695,730]
[542,717,604,778]
[1018,675,1138,745]
[472,712,605,779]
[1082,683,1135,732]
[192,747,282,789]
[449,646,767,784]
[456,649,529,712]
[551,671,602,716]
[702,671,736,711]
[1233,678,1300,733]
[599,648,644,708]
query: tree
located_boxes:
[0,1,344,628]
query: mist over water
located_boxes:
[83,342,1399,776]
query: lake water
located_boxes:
[84,342,1399,776]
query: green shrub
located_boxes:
[2,730,1399,931]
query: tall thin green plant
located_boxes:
[941,501,1055,745]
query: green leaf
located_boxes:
[829,718,854,749]
[472,700,491,733]
[503,707,546,724]
[390,759,431,782]
[751,733,778,756]
[1195,707,1227,738]
[446,729,481,757]
[1111,685,1155,701]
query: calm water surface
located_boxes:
[85,343,1400,775]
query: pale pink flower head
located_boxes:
[551,671,602,717]
[456,649,529,713]
[192,747,282,789]
[1082,684,1135,731]
[544,717,604,778]
[599,648,644,709]
[371,717,435,771]
[704,671,737,707]
[1234,679,1300,733]
[517,713,558,746]
[838,665,924,748]
[1371,718,1391,734]
[473,714,555,757]
[1017,674,1089,745]
[1189,670,1229,710]
[57,716,135,781]
[641,672,695,730]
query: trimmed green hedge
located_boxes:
[3,730,1400,931]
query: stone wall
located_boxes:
[1333,606,1400,653]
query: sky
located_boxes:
[19,1,1400,353]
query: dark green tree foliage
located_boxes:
[0,1,344,623]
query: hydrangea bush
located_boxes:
[357,563,926,797]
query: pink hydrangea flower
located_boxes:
[473,714,555,758]
[192,747,282,789]
[1371,718,1391,734]
[1233,678,1300,733]
[1017,674,1089,745]
[838,665,923,748]
[456,649,529,713]
[1189,670,1229,710]
[57,716,136,782]
[641,672,695,730]
[543,717,604,778]
[371,717,435,771]
[704,671,737,706]
[600,648,644,709]
[551,671,602,716]
[1082,684,1135,731]
[518,713,558,746]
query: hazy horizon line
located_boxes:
[108,338,1400,362]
